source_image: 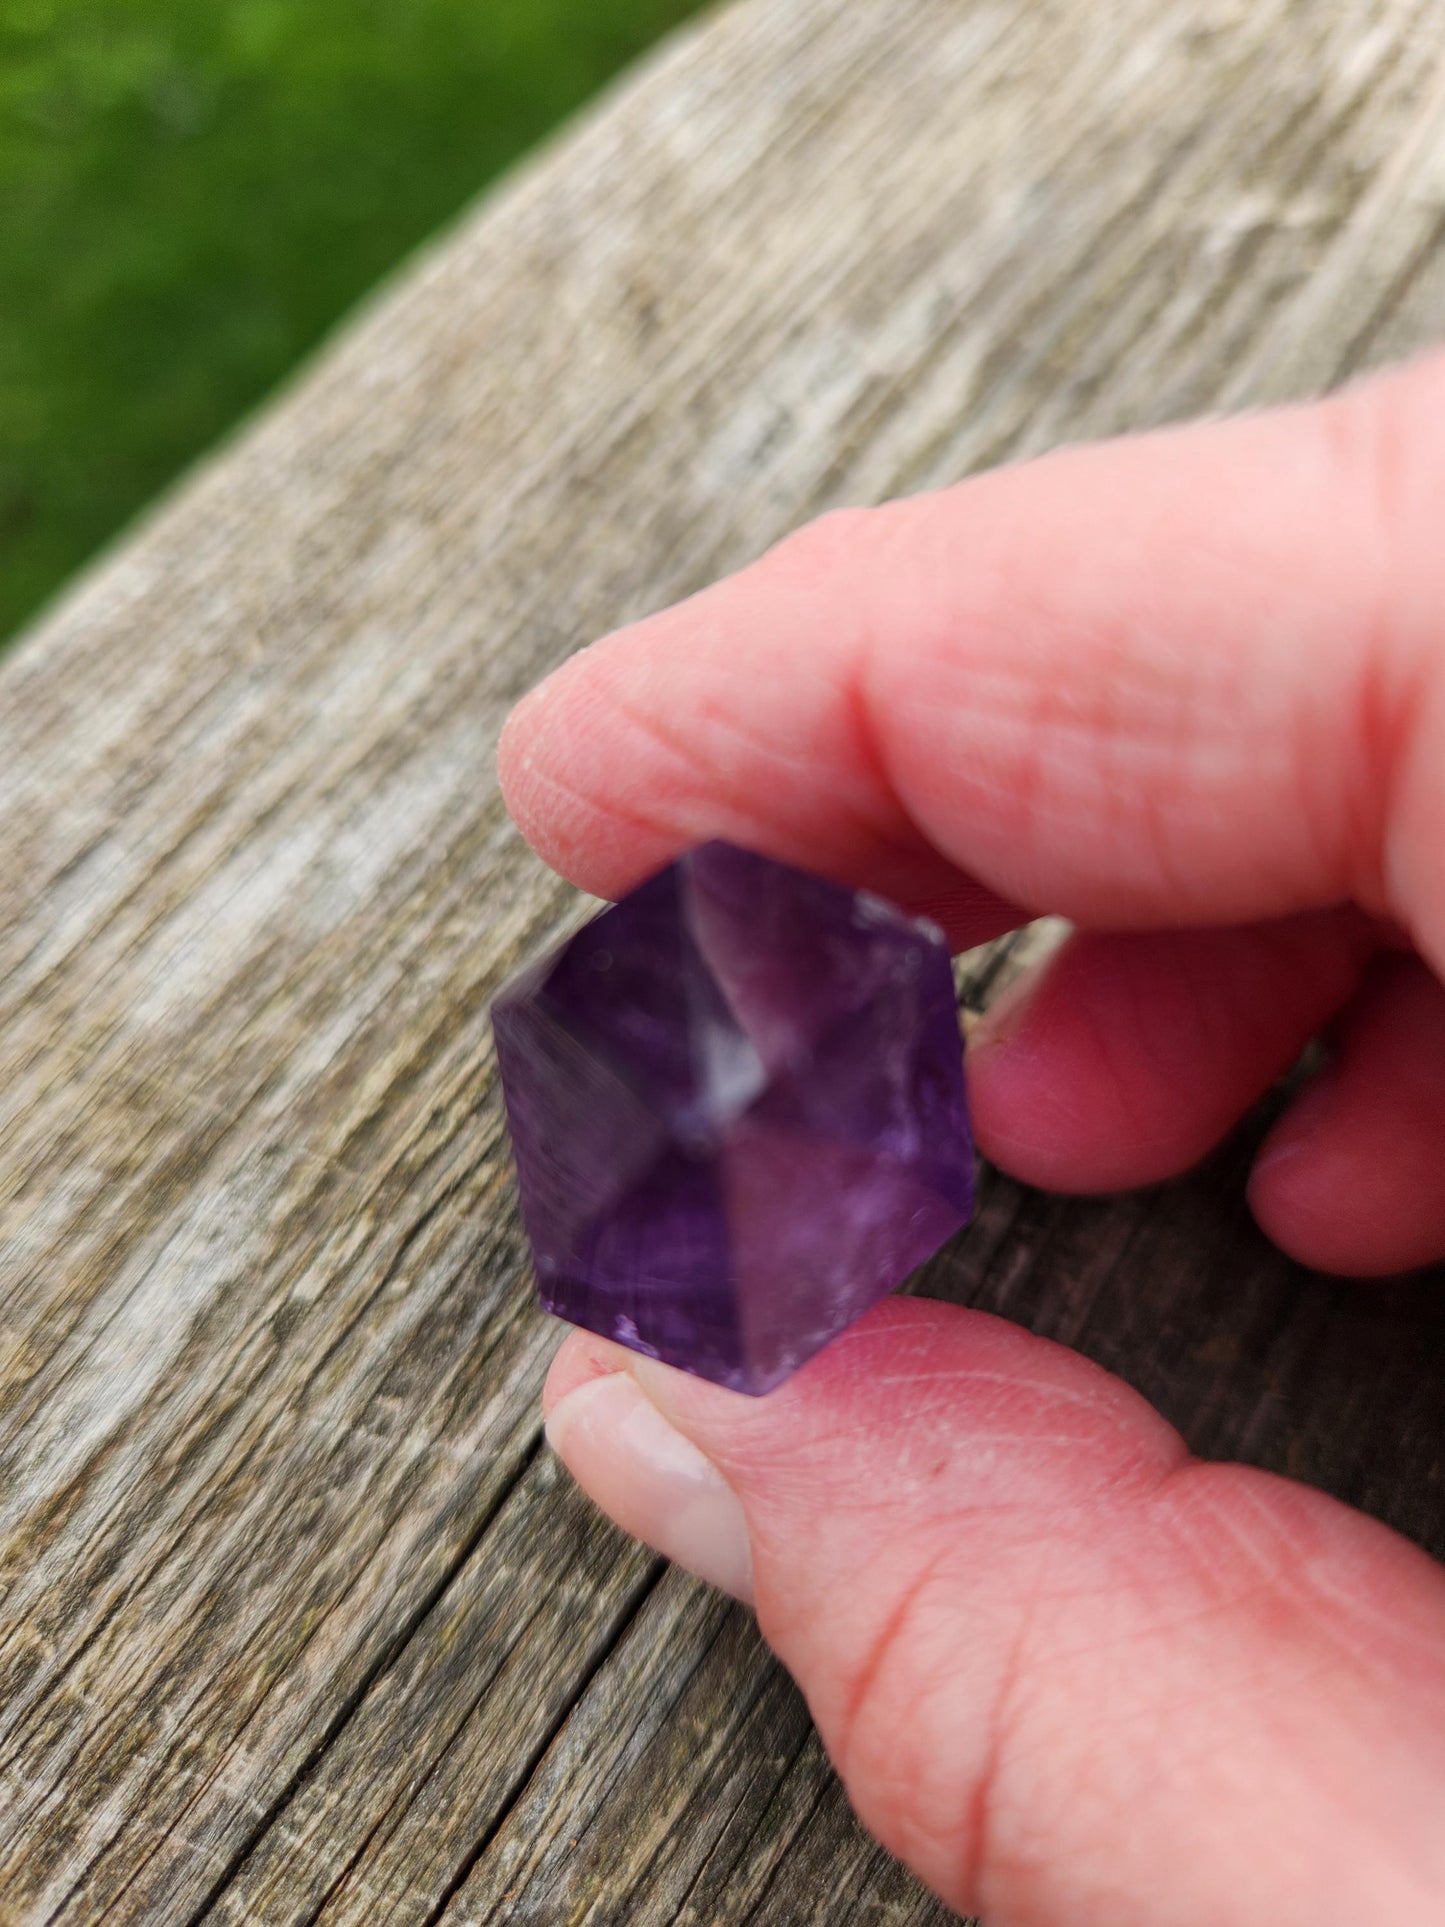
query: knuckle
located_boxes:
[825,1542,1045,1911]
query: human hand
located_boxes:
[498,352,1445,1924]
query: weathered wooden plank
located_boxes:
[168,1455,657,1926]
[1,0,1444,1920]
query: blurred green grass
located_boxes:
[0,0,707,644]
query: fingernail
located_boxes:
[545,1373,754,1603]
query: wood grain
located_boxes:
[2,0,1444,1920]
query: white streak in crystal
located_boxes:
[851,890,907,929]
[694,1011,768,1122]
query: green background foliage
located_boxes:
[0,0,706,643]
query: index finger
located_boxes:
[498,354,1445,971]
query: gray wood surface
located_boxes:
[3,0,1445,1920]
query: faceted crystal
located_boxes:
[492,842,973,1394]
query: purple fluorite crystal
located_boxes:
[492,842,973,1394]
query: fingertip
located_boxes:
[497,678,567,876]
[542,1339,756,1603]
[496,673,555,831]
[541,1324,632,1420]
[498,626,1025,933]
[1246,1131,1383,1277]
[1248,956,1445,1276]
[499,655,644,894]
[1248,1113,1443,1278]
[494,683,530,795]
[1245,1067,1374,1275]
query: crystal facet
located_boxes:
[492,842,974,1394]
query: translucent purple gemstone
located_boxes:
[492,842,973,1394]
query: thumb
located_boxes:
[545,1303,1445,1926]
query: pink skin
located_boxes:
[502,349,1445,1924]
